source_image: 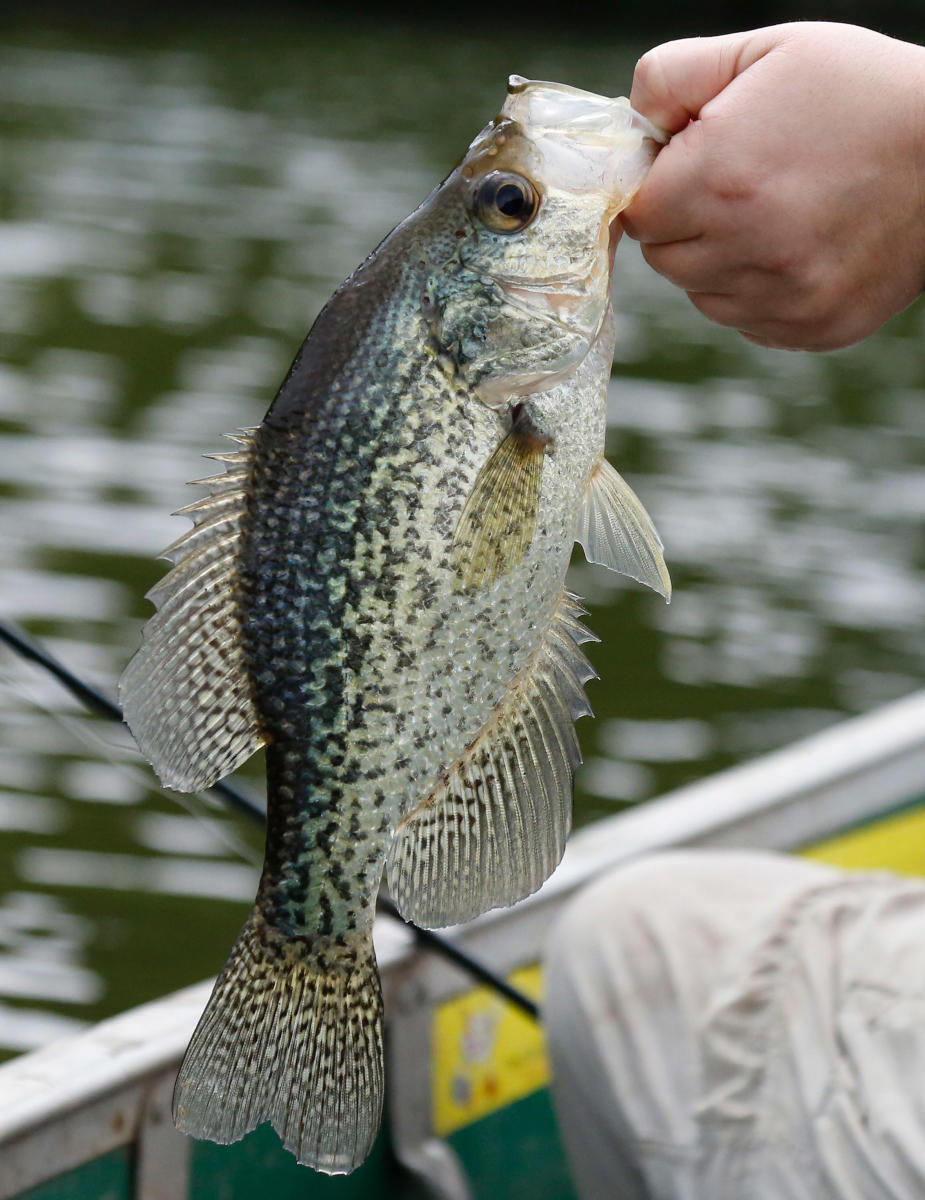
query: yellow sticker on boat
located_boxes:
[432,964,549,1136]
[803,802,925,876]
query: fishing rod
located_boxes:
[0,618,540,1021]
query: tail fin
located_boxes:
[173,911,384,1175]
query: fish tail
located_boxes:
[172,908,384,1175]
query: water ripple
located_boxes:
[0,26,922,1053]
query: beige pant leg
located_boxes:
[543,850,839,1200]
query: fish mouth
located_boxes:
[501,76,666,210]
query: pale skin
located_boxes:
[621,22,925,350]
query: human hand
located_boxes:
[621,23,925,349]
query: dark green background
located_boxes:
[0,10,923,1058]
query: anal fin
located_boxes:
[386,592,596,928]
[576,457,671,600]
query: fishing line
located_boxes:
[0,619,541,1022]
[0,663,262,867]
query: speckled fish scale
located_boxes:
[121,77,670,1175]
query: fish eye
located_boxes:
[473,171,540,234]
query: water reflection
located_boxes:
[0,891,100,1020]
[19,849,257,903]
[0,890,96,1049]
[0,25,923,1055]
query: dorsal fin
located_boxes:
[576,457,671,600]
[120,430,265,792]
[386,592,597,929]
[451,409,550,590]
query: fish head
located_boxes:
[434,77,665,405]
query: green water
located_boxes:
[1,17,924,1055]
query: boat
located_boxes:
[3,686,925,1199]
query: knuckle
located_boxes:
[632,47,656,85]
[792,271,843,331]
[631,47,668,112]
[687,292,739,328]
[640,243,668,274]
[756,243,805,279]
[632,39,692,118]
[706,160,759,206]
[743,222,817,284]
[698,136,771,210]
[642,243,696,289]
[632,45,667,91]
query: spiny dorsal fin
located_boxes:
[576,457,671,600]
[120,430,265,792]
[452,409,550,590]
[386,591,597,929]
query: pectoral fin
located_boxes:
[452,413,549,590]
[576,457,671,600]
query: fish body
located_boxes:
[121,78,669,1174]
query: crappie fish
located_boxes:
[121,76,669,1175]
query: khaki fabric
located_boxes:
[544,850,925,1200]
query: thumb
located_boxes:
[630,27,786,132]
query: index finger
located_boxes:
[620,123,706,245]
[630,28,782,131]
